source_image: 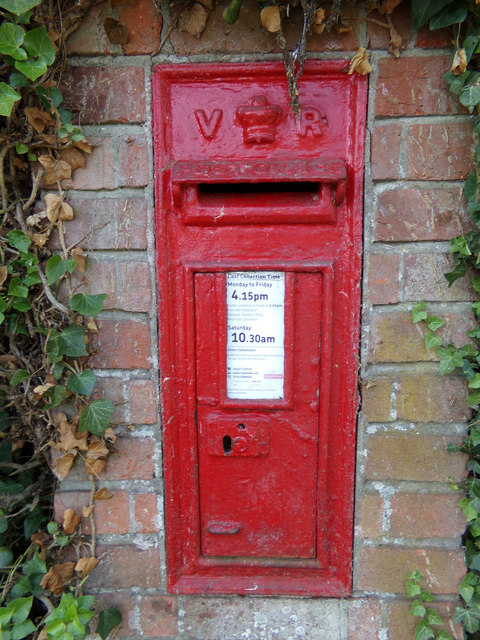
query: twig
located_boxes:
[151,19,179,56]
[23,167,46,213]
[37,267,69,315]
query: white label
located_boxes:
[226,272,285,399]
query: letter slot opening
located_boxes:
[198,181,322,206]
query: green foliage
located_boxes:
[78,399,115,436]
[406,572,453,640]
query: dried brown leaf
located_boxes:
[59,147,85,172]
[86,458,106,476]
[0,267,7,287]
[178,3,208,38]
[196,0,213,8]
[38,156,72,185]
[59,201,74,221]
[313,7,325,34]
[40,567,63,595]
[26,211,47,227]
[103,17,129,45]
[44,193,62,223]
[52,452,76,481]
[63,508,82,534]
[71,247,87,273]
[86,317,98,332]
[24,107,53,134]
[33,382,55,398]
[75,556,99,577]
[73,139,93,154]
[41,134,56,145]
[87,440,109,460]
[82,505,95,517]
[388,22,402,58]
[93,487,113,500]
[451,48,467,75]
[261,5,281,33]
[57,419,88,452]
[54,561,76,582]
[104,427,116,441]
[348,47,372,75]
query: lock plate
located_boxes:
[203,414,270,457]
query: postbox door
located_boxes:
[195,270,323,559]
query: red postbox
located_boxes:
[153,62,367,596]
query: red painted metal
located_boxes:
[153,62,367,596]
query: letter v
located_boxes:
[194,109,223,140]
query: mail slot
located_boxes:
[153,62,367,596]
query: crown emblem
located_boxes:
[235,95,283,144]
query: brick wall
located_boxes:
[54,1,472,637]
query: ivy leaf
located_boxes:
[0,0,42,15]
[411,0,454,28]
[45,255,76,286]
[10,370,30,386]
[425,608,444,626]
[409,599,426,617]
[436,631,453,640]
[0,82,21,117]
[21,26,55,65]
[412,302,427,323]
[414,618,434,640]
[8,277,28,298]
[7,230,31,254]
[468,390,480,407]
[43,385,66,409]
[406,579,422,597]
[223,0,244,24]
[0,23,26,60]
[460,573,477,603]
[67,370,96,395]
[59,325,88,358]
[96,607,122,640]
[11,619,36,639]
[0,546,13,568]
[15,57,48,81]
[426,316,445,331]
[464,171,477,202]
[425,332,442,349]
[453,606,480,633]
[450,235,471,256]
[437,345,463,374]
[70,293,107,318]
[429,2,468,30]
[459,77,480,112]
[78,399,114,435]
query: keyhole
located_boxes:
[237,423,245,430]
[222,435,232,454]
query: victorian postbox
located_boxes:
[153,62,367,596]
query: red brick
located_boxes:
[62,66,146,124]
[93,490,130,534]
[368,311,476,363]
[368,254,399,304]
[55,490,130,535]
[397,374,469,422]
[119,135,149,187]
[88,544,161,588]
[367,312,433,363]
[357,547,465,594]
[389,601,463,640]
[371,124,402,180]
[119,262,152,313]
[347,598,383,640]
[366,435,467,482]
[416,25,453,49]
[67,0,162,56]
[361,378,393,422]
[92,377,126,425]
[62,137,115,190]
[129,379,157,424]
[375,187,470,242]
[120,0,163,55]
[390,493,465,539]
[70,260,117,310]
[90,319,151,369]
[406,122,473,180]
[170,0,359,56]
[104,438,155,480]
[56,197,149,251]
[134,493,158,533]
[376,56,461,117]
[402,253,475,302]
[92,592,137,637]
[367,5,411,51]
[141,596,178,637]
[355,494,384,539]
